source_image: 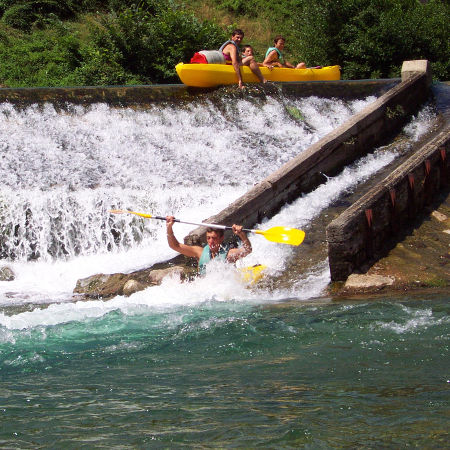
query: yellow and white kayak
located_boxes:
[240,264,267,286]
[175,63,340,88]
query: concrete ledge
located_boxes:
[186,63,432,245]
[280,79,399,100]
[0,84,199,107]
[0,79,398,107]
[327,124,450,281]
[402,60,432,86]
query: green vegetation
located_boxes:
[0,0,448,87]
[0,0,227,86]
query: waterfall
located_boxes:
[0,93,437,307]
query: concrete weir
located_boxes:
[327,124,449,281]
[2,59,445,289]
[186,60,448,282]
[186,61,434,237]
[326,61,449,281]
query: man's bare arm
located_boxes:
[227,225,252,262]
[166,216,203,259]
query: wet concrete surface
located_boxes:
[271,107,449,298]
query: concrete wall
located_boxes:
[280,79,399,100]
[326,124,449,281]
[0,80,397,107]
[185,61,432,246]
[325,61,450,282]
[0,84,196,107]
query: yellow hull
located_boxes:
[240,264,267,286]
[175,63,340,88]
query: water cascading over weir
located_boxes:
[0,59,447,300]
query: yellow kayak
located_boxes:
[175,63,340,88]
[240,264,267,286]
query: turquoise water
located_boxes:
[0,93,446,447]
[1,295,448,447]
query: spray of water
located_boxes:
[0,94,437,319]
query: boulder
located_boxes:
[0,266,15,281]
[73,273,129,299]
[73,265,188,299]
[344,274,394,290]
[148,266,184,284]
[123,279,146,296]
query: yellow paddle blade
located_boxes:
[109,209,153,219]
[254,226,305,246]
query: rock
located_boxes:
[0,266,15,281]
[73,273,129,299]
[148,266,184,284]
[344,274,394,290]
[431,211,448,222]
[73,265,188,299]
[123,279,146,296]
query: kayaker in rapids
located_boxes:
[165,216,252,274]
[263,35,306,70]
[219,29,267,89]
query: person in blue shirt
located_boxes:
[263,35,306,70]
[165,216,252,274]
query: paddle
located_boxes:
[110,209,305,246]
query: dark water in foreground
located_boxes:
[1,295,448,448]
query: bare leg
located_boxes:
[296,62,307,69]
[243,58,267,83]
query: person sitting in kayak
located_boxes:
[263,35,306,70]
[219,29,266,89]
[165,216,252,274]
[241,45,264,66]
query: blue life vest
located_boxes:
[198,243,231,275]
[265,47,285,64]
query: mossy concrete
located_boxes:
[329,189,450,297]
[0,79,398,107]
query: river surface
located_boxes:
[0,90,447,447]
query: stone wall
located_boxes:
[326,125,450,281]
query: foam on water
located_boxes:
[0,96,438,324]
[0,262,262,333]
[403,104,437,141]
[373,303,449,334]
[1,96,362,263]
[0,145,406,325]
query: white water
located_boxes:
[0,95,437,327]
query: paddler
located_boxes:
[219,29,267,89]
[165,216,252,274]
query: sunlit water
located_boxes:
[0,92,446,446]
[1,296,448,447]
